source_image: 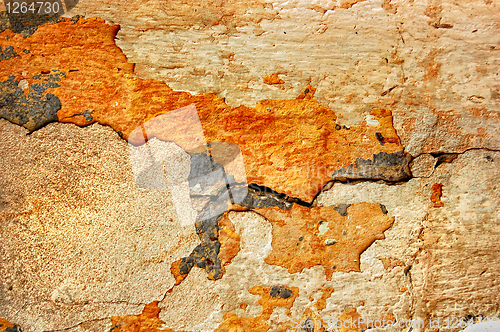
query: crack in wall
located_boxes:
[412,148,500,179]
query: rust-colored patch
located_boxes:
[424,3,443,27]
[257,203,394,280]
[215,312,270,332]
[251,285,299,317]
[110,301,190,332]
[0,17,405,202]
[0,318,20,332]
[295,84,316,100]
[170,259,189,286]
[340,0,366,9]
[382,0,397,14]
[467,106,500,121]
[263,73,284,85]
[218,213,241,272]
[431,183,444,207]
[315,287,335,311]
[214,285,299,332]
[422,50,441,82]
[338,308,363,332]
[239,303,248,311]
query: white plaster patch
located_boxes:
[365,114,379,126]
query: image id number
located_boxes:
[5,2,60,14]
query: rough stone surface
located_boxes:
[1,148,499,331]
[64,0,500,155]
[0,1,499,332]
[317,149,500,330]
[0,120,199,331]
[410,153,437,178]
[0,17,408,202]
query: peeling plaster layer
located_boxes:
[0,124,498,331]
[0,2,498,331]
[317,149,500,330]
[256,202,394,280]
[64,0,500,155]
[0,17,408,202]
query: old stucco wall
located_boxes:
[0,0,499,331]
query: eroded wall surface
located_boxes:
[0,0,499,331]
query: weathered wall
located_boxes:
[0,0,499,331]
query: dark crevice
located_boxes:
[0,72,65,132]
[430,152,458,168]
[245,183,313,208]
[269,285,294,299]
[174,147,419,283]
[177,214,224,280]
[331,150,413,183]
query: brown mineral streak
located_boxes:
[263,73,284,85]
[0,17,405,201]
[214,285,299,332]
[431,183,444,207]
[255,203,394,280]
[315,287,335,311]
[217,213,241,271]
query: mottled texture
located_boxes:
[315,287,335,311]
[0,120,198,331]
[110,302,174,332]
[256,203,394,280]
[318,149,500,330]
[0,1,499,331]
[0,72,62,131]
[66,0,500,156]
[0,12,63,37]
[0,17,407,201]
[170,213,240,285]
[2,146,498,331]
[214,285,299,332]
